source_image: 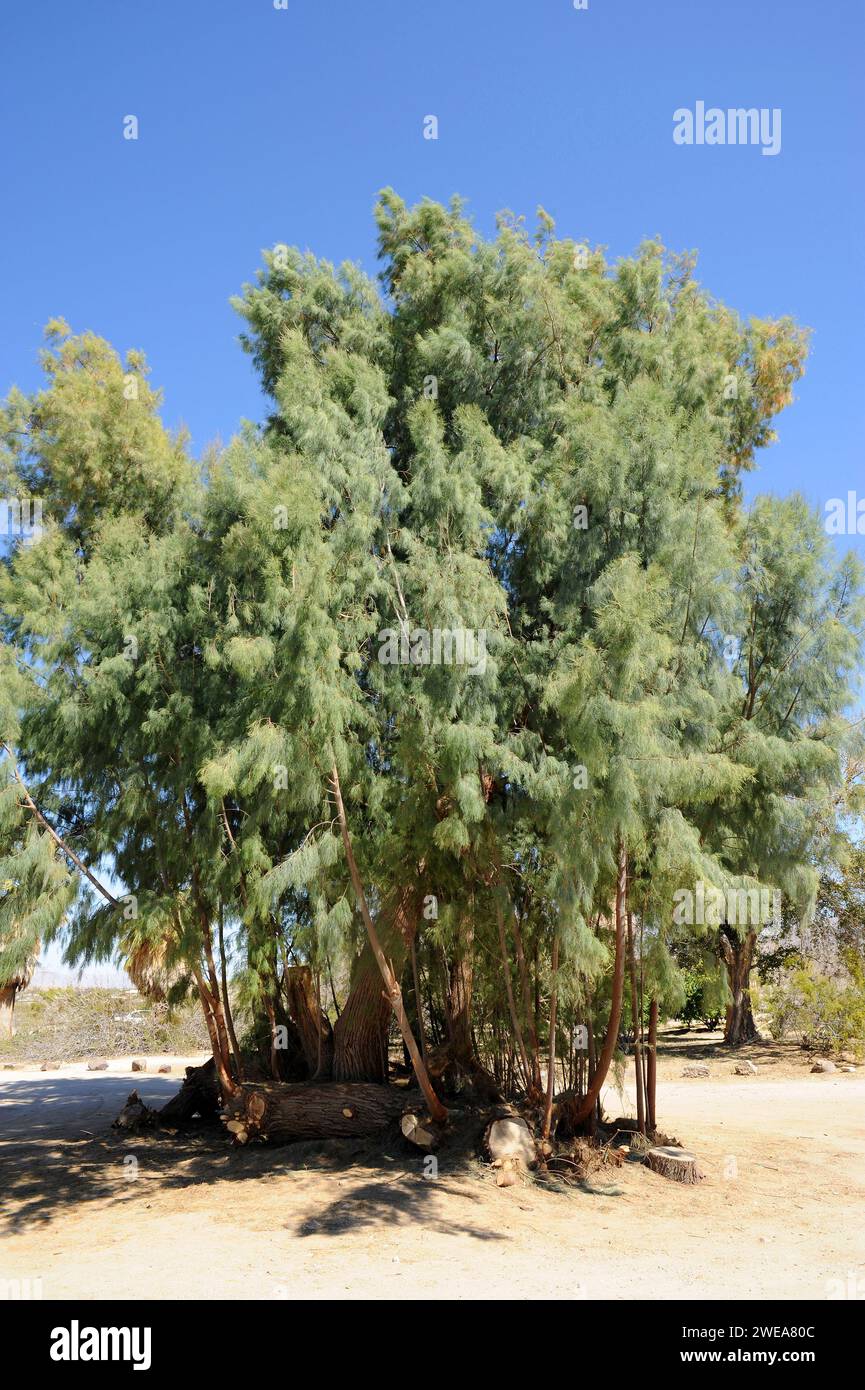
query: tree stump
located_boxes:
[157,1058,221,1123]
[644,1145,704,1184]
[484,1113,538,1187]
[112,1090,159,1132]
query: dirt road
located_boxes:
[1,1042,863,1301]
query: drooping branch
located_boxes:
[2,743,119,907]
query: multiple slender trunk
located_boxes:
[495,901,532,1091]
[330,766,447,1124]
[646,997,658,1133]
[626,910,646,1135]
[541,933,560,1140]
[568,841,628,1127]
[10,743,661,1141]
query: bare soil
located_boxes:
[1,1032,863,1301]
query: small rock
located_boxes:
[157,1064,172,1074]
[131,1060,146,1072]
[839,1065,857,1073]
[2,1063,16,1070]
[734,1061,757,1076]
[87,1060,109,1071]
[40,1061,60,1071]
[682,1064,709,1078]
[810,1059,836,1073]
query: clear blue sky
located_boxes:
[2,0,862,979]
[1,0,863,534]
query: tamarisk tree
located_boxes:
[0,196,859,1141]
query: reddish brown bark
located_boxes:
[512,908,542,1093]
[332,886,419,1082]
[495,901,532,1091]
[627,910,646,1135]
[284,963,333,1080]
[569,842,628,1127]
[647,996,658,1133]
[542,934,560,1141]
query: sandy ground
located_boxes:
[1,1037,863,1301]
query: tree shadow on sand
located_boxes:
[0,1075,504,1242]
[294,1176,507,1240]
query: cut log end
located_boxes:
[644,1145,705,1184]
[400,1110,442,1152]
[484,1112,538,1188]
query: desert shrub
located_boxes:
[0,987,210,1063]
[677,967,728,1031]
[764,964,865,1057]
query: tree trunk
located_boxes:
[542,934,560,1140]
[567,841,628,1127]
[0,984,17,1039]
[222,1081,407,1145]
[447,918,475,1065]
[331,766,446,1124]
[409,937,427,1063]
[284,964,333,1080]
[495,901,531,1091]
[720,927,759,1046]
[217,908,243,1081]
[647,997,658,1133]
[332,886,419,1082]
[192,965,237,1099]
[512,908,542,1093]
[627,911,646,1135]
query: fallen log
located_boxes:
[221,1081,408,1145]
[644,1145,704,1184]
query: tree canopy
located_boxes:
[1,191,860,1099]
